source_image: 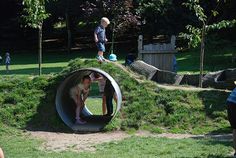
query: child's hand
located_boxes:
[105,38,108,42]
[95,38,99,43]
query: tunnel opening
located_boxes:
[55,68,122,132]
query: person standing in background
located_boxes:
[5,52,10,73]
[0,55,2,65]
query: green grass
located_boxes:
[0,49,126,75]
[0,59,232,134]
[58,59,231,134]
[0,127,233,158]
[85,97,117,115]
[177,45,236,74]
[0,57,234,157]
[0,44,235,75]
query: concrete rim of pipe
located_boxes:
[55,68,122,132]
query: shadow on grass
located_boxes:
[25,74,73,133]
[0,67,64,75]
[199,89,229,115]
[198,89,231,133]
[197,138,233,158]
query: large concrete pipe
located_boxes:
[55,68,122,132]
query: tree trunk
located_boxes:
[110,23,115,54]
[65,12,71,53]
[199,24,206,87]
[38,24,43,76]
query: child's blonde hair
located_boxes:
[101,17,110,25]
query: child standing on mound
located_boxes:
[70,75,91,124]
[94,17,110,62]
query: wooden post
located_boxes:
[138,35,143,59]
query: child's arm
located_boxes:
[105,33,108,42]
[83,91,89,102]
[94,32,98,43]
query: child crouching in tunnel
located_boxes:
[70,75,91,124]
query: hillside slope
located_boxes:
[0,59,231,134]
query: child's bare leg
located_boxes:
[233,129,236,153]
[98,51,103,56]
[6,65,9,73]
[75,98,84,120]
[0,148,4,158]
[102,95,107,115]
[75,103,82,120]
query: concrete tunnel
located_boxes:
[55,68,122,132]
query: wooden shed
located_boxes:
[138,35,177,72]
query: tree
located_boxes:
[48,0,85,53]
[22,0,49,75]
[180,0,236,87]
[82,0,139,54]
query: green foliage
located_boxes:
[180,25,202,48]
[182,0,207,23]
[180,0,236,48]
[208,19,236,30]
[0,76,47,128]
[22,0,49,28]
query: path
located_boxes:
[28,130,232,152]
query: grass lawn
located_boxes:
[0,49,127,75]
[86,82,117,115]
[85,97,117,115]
[0,53,234,158]
[177,45,236,74]
[0,44,235,76]
[0,127,233,158]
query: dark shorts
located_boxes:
[227,101,236,129]
[96,42,105,52]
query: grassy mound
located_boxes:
[0,59,231,134]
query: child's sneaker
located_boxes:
[75,118,87,125]
[97,55,106,62]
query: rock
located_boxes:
[130,60,236,90]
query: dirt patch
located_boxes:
[28,131,130,152]
[135,131,232,141]
[28,130,233,152]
